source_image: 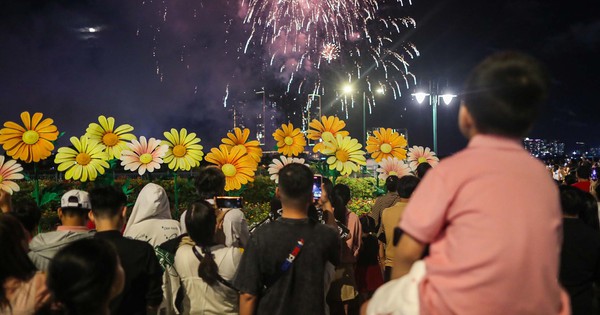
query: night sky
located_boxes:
[0,0,598,156]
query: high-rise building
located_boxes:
[523,138,565,157]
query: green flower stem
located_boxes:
[173,172,179,219]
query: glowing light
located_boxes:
[343,85,354,94]
[412,92,429,104]
[441,94,457,105]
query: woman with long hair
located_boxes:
[174,200,242,314]
[327,184,362,315]
[46,238,124,315]
[0,214,49,314]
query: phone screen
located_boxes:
[216,197,243,209]
[313,175,323,199]
[592,168,598,181]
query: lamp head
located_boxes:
[342,85,353,94]
[412,92,429,104]
[441,94,457,105]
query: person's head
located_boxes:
[581,192,600,231]
[318,177,334,207]
[385,175,400,193]
[185,200,223,286]
[0,215,36,309]
[11,199,41,238]
[47,238,124,315]
[194,166,226,200]
[397,175,421,199]
[559,185,585,217]
[564,173,577,186]
[415,163,432,179]
[89,186,128,229]
[332,184,351,225]
[58,190,91,227]
[460,51,549,139]
[276,163,314,211]
[576,163,592,180]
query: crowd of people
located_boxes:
[2,51,599,315]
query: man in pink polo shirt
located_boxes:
[366,52,570,315]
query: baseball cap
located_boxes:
[61,190,91,210]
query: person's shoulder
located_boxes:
[314,222,339,238]
[224,208,245,220]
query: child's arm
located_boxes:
[391,233,425,280]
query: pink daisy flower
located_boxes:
[0,155,24,195]
[120,136,168,175]
[407,145,439,170]
[376,157,412,181]
[268,156,307,183]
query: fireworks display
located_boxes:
[241,0,419,115]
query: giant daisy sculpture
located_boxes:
[55,136,110,182]
[307,116,349,153]
[268,156,307,183]
[221,128,262,164]
[85,115,136,160]
[273,123,306,157]
[0,112,59,163]
[366,128,408,162]
[120,136,168,175]
[0,156,24,194]
[162,128,204,171]
[376,157,412,181]
[407,145,440,170]
[320,133,366,176]
[205,144,257,191]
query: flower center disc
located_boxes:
[222,163,237,177]
[22,130,40,145]
[173,145,187,158]
[380,143,392,154]
[284,136,294,146]
[0,175,4,182]
[335,150,350,163]
[76,153,92,166]
[418,157,428,164]
[140,153,153,164]
[388,171,398,176]
[102,132,119,147]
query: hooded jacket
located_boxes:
[28,230,95,271]
[124,183,181,247]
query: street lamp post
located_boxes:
[412,89,456,153]
[342,84,384,146]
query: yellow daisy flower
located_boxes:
[162,128,204,171]
[365,128,408,162]
[273,123,306,157]
[205,144,256,191]
[307,116,349,153]
[0,112,59,163]
[221,128,262,164]
[321,133,366,176]
[85,115,136,159]
[55,136,110,182]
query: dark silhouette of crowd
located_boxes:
[3,51,596,315]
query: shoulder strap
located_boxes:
[262,220,317,294]
[191,246,238,291]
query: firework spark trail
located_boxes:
[242,0,419,116]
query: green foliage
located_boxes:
[241,175,276,203]
[336,177,377,199]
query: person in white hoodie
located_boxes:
[124,182,181,315]
[123,183,181,247]
[28,190,94,271]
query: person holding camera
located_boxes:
[194,166,249,248]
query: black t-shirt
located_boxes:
[233,217,341,315]
[560,218,600,315]
[95,230,163,315]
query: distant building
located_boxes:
[523,138,565,157]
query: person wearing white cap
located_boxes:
[28,190,95,271]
